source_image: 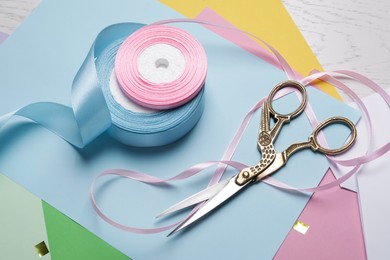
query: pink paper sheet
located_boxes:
[274,170,366,259]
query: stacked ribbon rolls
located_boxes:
[115,25,207,109]
[0,23,208,148]
[101,25,207,146]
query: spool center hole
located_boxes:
[155,58,169,69]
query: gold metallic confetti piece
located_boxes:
[35,241,49,257]
[293,220,310,235]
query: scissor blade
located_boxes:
[156,180,229,218]
[167,176,250,236]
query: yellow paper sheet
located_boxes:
[160,0,340,99]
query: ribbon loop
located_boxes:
[1,19,389,235]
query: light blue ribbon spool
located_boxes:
[96,34,205,147]
[0,23,205,148]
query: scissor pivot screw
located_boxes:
[242,171,250,178]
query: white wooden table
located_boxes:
[1,0,389,98]
[283,0,390,98]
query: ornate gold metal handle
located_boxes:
[312,116,357,155]
[284,116,357,159]
[267,80,307,140]
[236,142,276,186]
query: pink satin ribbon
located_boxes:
[90,160,247,234]
[115,25,207,109]
[91,18,390,233]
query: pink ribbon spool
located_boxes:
[115,25,207,109]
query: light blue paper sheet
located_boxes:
[0,0,360,259]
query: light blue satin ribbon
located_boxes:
[0,23,205,148]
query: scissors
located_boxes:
[157,80,357,236]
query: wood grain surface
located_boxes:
[283,0,390,98]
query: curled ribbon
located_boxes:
[90,19,390,234]
[0,23,207,147]
[0,17,388,234]
[97,29,206,146]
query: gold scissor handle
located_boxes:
[284,116,357,159]
[267,80,308,119]
[267,80,307,140]
[312,116,357,155]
